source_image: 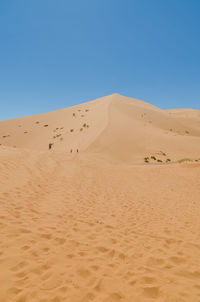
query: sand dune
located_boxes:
[0,93,200,162]
[0,94,200,301]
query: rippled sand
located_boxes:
[0,148,200,301]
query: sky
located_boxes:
[0,0,200,121]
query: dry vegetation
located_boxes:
[144,151,171,164]
[177,158,200,163]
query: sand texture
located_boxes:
[0,94,200,301]
[1,94,200,162]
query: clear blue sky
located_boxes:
[0,0,200,120]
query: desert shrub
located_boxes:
[160,151,166,156]
[86,125,89,128]
[144,157,149,161]
[185,130,189,134]
[73,113,76,117]
[151,156,156,160]
[170,129,173,132]
[157,159,162,162]
[44,124,48,127]
[85,109,89,112]
[80,128,83,131]
[35,121,39,124]
[70,129,74,132]
[166,158,171,162]
[60,127,64,129]
[83,123,87,128]
[177,158,193,163]
[24,131,28,134]
[144,158,149,163]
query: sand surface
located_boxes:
[0,94,200,301]
[1,94,200,162]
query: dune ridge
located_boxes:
[0,93,200,163]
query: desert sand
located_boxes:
[0,94,200,302]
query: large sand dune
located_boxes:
[1,94,200,162]
[0,94,200,301]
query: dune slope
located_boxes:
[0,93,200,162]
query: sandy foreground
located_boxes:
[0,94,200,301]
[0,148,200,302]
